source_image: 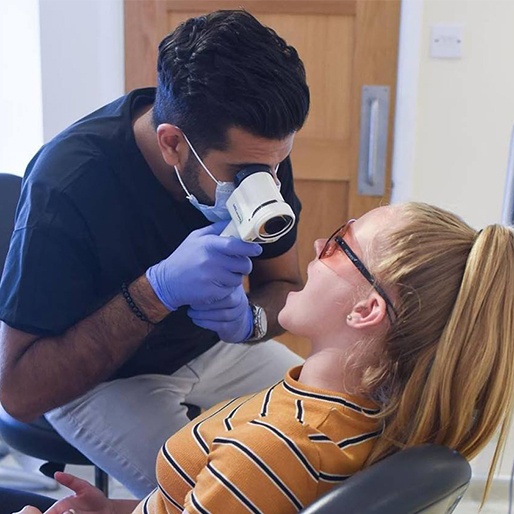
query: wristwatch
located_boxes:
[247,302,268,342]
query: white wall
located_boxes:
[390,0,423,206]
[0,0,44,176]
[0,0,124,178]
[392,0,514,229]
[39,0,125,141]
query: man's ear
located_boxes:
[156,124,186,167]
[346,292,387,329]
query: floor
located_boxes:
[0,450,511,513]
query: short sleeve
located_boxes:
[0,182,99,335]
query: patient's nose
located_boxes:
[314,238,327,256]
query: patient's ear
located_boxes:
[346,292,387,329]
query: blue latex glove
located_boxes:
[188,285,253,343]
[146,221,262,311]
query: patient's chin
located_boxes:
[278,290,311,336]
[277,305,291,332]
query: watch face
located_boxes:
[256,305,267,336]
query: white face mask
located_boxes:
[174,133,235,222]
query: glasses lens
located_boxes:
[319,221,397,322]
[319,223,349,260]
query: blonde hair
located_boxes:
[365,202,514,497]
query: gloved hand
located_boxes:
[188,285,253,343]
[146,221,262,311]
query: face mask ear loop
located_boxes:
[181,132,221,185]
[273,163,281,189]
[174,165,193,200]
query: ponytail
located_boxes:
[365,203,514,499]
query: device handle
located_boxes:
[220,220,240,238]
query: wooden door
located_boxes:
[124,0,401,357]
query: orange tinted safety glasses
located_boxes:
[319,220,397,323]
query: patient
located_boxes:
[7,202,514,513]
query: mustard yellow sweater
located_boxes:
[134,366,381,514]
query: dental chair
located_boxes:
[300,444,471,513]
[0,444,471,513]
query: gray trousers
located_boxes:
[46,340,303,498]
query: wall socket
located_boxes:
[430,24,464,59]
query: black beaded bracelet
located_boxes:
[121,282,156,325]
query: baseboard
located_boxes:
[465,476,512,504]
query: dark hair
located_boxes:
[152,10,310,152]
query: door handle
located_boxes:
[367,98,379,186]
[358,86,390,196]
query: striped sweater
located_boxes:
[134,366,381,514]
